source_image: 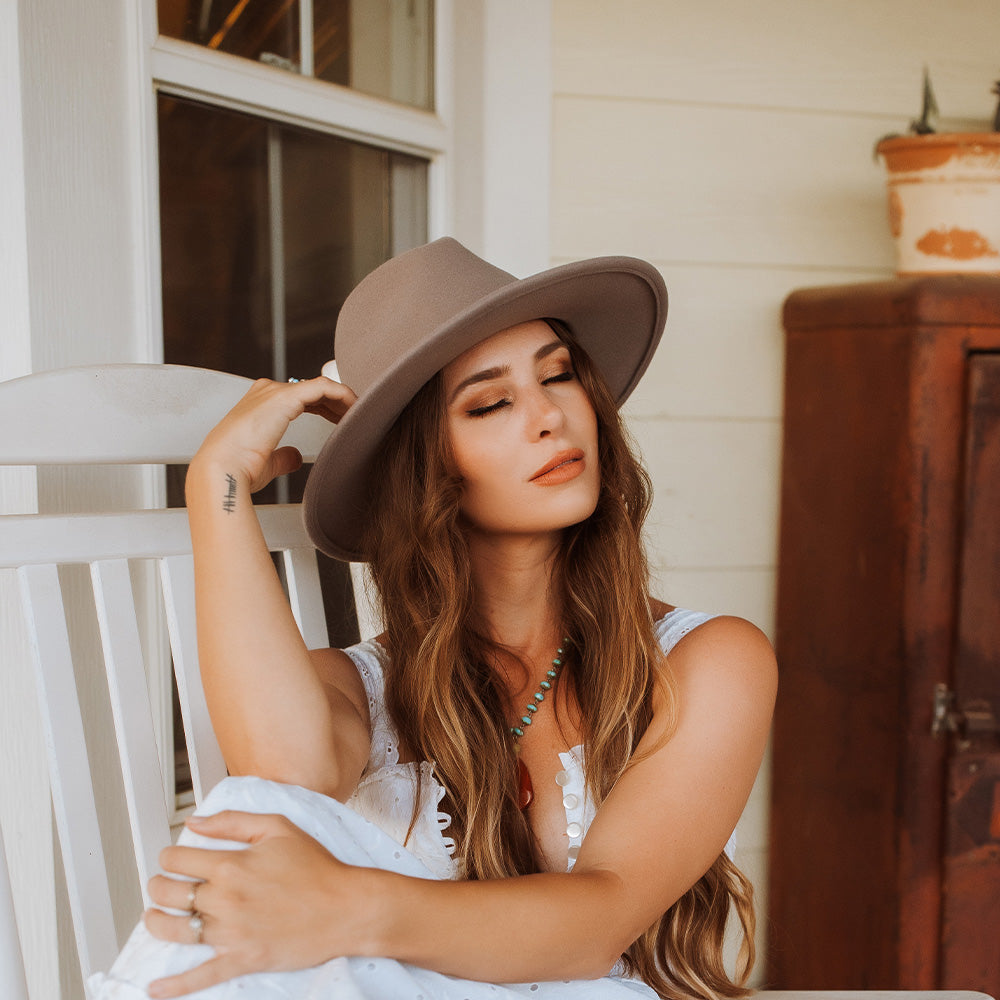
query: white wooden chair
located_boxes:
[0,365,993,1000]
[0,364,378,997]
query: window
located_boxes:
[149,0,442,809]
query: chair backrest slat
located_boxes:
[0,823,29,1000]
[17,564,119,980]
[90,559,172,899]
[283,547,328,649]
[159,553,228,802]
[350,562,381,641]
[0,364,330,465]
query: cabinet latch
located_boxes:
[932,683,1000,739]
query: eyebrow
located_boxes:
[447,340,566,404]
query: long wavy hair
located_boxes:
[360,324,755,999]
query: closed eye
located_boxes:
[467,398,510,418]
[543,370,576,385]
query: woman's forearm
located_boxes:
[185,458,346,792]
[358,867,633,983]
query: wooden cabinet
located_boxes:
[769,277,1000,994]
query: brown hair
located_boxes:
[360,326,755,998]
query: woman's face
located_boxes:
[442,320,600,542]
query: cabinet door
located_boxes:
[941,353,1000,995]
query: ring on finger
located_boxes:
[287,377,301,383]
[189,911,205,945]
[186,882,200,914]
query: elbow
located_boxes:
[575,869,637,979]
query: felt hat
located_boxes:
[303,237,667,561]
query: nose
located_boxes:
[529,386,566,440]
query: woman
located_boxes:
[88,238,776,1000]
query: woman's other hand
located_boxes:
[190,376,357,494]
[144,810,369,997]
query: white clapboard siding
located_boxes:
[619,263,883,422]
[16,564,119,982]
[552,99,896,271]
[553,0,1000,122]
[91,558,172,901]
[159,554,228,804]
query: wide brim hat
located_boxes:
[303,237,667,561]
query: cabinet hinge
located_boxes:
[932,683,1000,739]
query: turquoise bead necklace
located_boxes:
[509,638,569,743]
[511,638,570,810]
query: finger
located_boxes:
[144,905,212,946]
[266,445,303,479]
[294,376,357,412]
[186,810,292,843]
[147,874,205,913]
[148,953,248,1000]
[159,843,244,878]
[302,397,354,423]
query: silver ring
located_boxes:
[287,377,301,383]
[189,912,204,944]
[186,882,199,914]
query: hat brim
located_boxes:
[304,256,667,561]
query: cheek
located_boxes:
[447,423,503,493]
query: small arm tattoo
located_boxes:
[223,473,238,513]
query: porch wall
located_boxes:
[549,0,1000,981]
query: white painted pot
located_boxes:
[877,133,1000,275]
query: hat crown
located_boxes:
[334,238,517,396]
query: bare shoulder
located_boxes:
[665,614,777,709]
[309,646,371,728]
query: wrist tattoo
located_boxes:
[223,473,238,513]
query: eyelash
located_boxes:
[466,370,576,418]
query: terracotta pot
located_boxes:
[877,132,1000,275]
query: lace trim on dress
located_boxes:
[346,639,401,768]
[343,640,458,869]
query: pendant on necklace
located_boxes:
[517,757,534,810]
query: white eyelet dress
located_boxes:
[87,609,718,1000]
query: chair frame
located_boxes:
[0,364,376,994]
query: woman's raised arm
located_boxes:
[184,376,368,801]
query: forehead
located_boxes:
[442,320,564,386]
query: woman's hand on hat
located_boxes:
[192,376,357,494]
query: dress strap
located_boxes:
[342,639,401,770]
[654,607,717,655]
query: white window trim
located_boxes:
[150,37,448,159]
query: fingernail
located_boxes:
[185,815,205,827]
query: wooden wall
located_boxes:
[549,0,1000,982]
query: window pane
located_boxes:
[158,93,428,385]
[158,0,300,70]
[313,0,434,109]
[158,93,429,508]
[157,0,435,109]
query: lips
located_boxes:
[530,448,586,483]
